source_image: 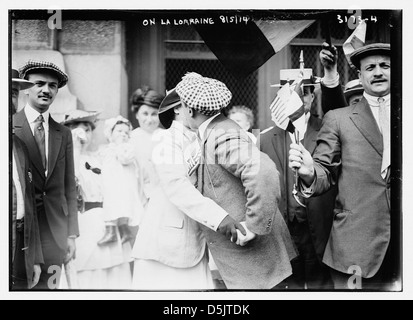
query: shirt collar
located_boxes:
[170,120,196,141]
[363,92,390,107]
[198,112,221,140]
[24,103,50,125]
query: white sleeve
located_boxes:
[152,132,227,231]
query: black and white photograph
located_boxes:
[2,0,411,304]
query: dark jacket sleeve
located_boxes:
[321,82,347,115]
[64,129,79,237]
[215,130,281,235]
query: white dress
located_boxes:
[131,122,214,290]
[69,153,133,290]
[130,127,165,199]
[99,142,146,226]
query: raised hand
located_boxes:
[320,42,338,71]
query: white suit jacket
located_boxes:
[131,121,227,268]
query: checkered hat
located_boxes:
[175,72,232,116]
[19,59,69,88]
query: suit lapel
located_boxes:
[350,98,383,156]
[13,111,46,179]
[47,116,63,181]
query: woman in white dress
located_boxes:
[62,110,133,290]
[131,88,230,290]
[129,86,165,201]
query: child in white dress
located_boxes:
[97,115,147,246]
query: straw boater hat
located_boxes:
[12,68,34,90]
[19,59,69,88]
[158,88,181,129]
[175,72,232,116]
[61,110,101,130]
[349,43,390,70]
[343,79,364,102]
[270,68,320,90]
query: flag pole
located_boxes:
[292,50,306,208]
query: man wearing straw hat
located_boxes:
[177,72,296,289]
[260,65,336,290]
[289,43,394,290]
[11,69,44,290]
[13,60,79,289]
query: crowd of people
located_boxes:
[10,39,395,291]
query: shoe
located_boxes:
[118,224,133,244]
[97,225,118,246]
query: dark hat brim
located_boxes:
[12,78,34,90]
[158,89,181,129]
[12,68,34,90]
[349,43,390,70]
[61,111,100,130]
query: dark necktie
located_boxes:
[34,114,46,169]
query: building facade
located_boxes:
[11,9,391,149]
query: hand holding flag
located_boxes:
[269,53,307,207]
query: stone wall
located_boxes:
[11,19,128,149]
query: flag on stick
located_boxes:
[343,20,367,68]
[195,18,315,79]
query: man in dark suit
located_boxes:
[259,44,347,289]
[11,68,44,290]
[289,43,394,290]
[176,72,297,289]
[13,60,79,290]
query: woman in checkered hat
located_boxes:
[131,87,230,290]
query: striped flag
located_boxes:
[343,20,367,68]
[195,18,315,79]
[269,82,305,136]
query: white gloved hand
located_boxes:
[234,221,256,246]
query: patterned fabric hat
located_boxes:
[19,59,69,88]
[175,72,232,116]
